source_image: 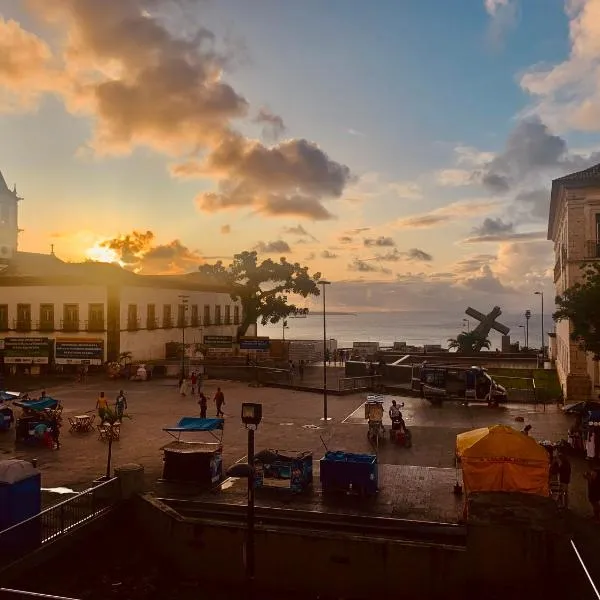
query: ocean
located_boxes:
[258,311,552,350]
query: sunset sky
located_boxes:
[1,0,600,313]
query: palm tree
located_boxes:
[447,331,491,353]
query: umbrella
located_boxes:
[562,400,600,415]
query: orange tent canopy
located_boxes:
[456,425,549,497]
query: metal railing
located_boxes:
[0,477,119,566]
[585,240,600,259]
[571,539,600,599]
[338,375,383,392]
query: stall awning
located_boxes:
[13,398,59,411]
[163,417,224,432]
[0,391,19,402]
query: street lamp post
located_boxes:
[525,310,531,350]
[178,295,189,378]
[535,291,544,359]
[282,319,288,341]
[318,280,331,422]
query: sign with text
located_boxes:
[3,337,51,364]
[203,335,233,348]
[240,336,270,351]
[55,338,104,365]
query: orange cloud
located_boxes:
[2,0,352,221]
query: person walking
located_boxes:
[214,387,225,417]
[190,371,198,395]
[115,390,128,421]
[96,392,108,422]
[557,452,571,509]
[198,392,208,419]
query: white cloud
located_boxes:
[485,0,520,45]
[435,169,473,187]
[344,172,422,202]
[520,0,600,132]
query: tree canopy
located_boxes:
[554,262,600,359]
[447,331,491,353]
[198,251,322,338]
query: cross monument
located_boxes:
[465,306,510,351]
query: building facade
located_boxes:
[0,169,243,369]
[548,164,600,401]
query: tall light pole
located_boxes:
[525,310,531,350]
[462,318,470,332]
[318,280,331,421]
[534,291,544,358]
[178,294,189,378]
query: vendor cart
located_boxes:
[13,398,61,447]
[320,451,378,496]
[365,395,386,448]
[161,417,224,485]
[253,449,313,493]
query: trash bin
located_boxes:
[0,459,42,560]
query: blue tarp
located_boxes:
[13,398,59,411]
[163,417,224,432]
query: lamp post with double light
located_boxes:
[318,280,331,421]
[534,291,544,359]
[178,294,189,378]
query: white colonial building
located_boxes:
[0,170,243,370]
[548,163,600,402]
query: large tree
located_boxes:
[554,262,600,359]
[198,251,322,338]
[447,331,491,353]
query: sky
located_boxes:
[1,0,600,314]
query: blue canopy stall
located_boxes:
[14,398,59,412]
[161,417,224,485]
[0,391,20,402]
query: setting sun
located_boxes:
[85,243,122,265]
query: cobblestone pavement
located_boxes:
[0,376,593,520]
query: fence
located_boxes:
[0,477,120,567]
[338,375,383,392]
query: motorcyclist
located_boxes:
[389,400,406,432]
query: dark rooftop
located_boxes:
[0,252,230,293]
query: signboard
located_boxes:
[3,337,51,364]
[203,335,233,348]
[240,336,270,351]
[55,338,104,365]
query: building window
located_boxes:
[191,305,199,327]
[16,303,31,331]
[224,305,231,325]
[63,304,79,332]
[203,305,211,326]
[163,305,172,329]
[147,304,156,330]
[127,304,138,331]
[39,304,54,331]
[177,303,187,328]
[234,305,240,325]
[215,305,222,326]
[0,304,8,331]
[88,303,105,332]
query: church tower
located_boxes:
[0,169,20,262]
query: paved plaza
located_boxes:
[0,376,593,519]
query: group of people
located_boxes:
[197,387,225,419]
[177,372,225,419]
[95,390,128,422]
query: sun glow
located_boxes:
[85,243,123,266]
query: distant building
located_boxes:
[548,163,600,401]
[0,170,242,371]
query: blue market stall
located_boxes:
[320,451,379,496]
[13,397,61,447]
[161,418,224,485]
